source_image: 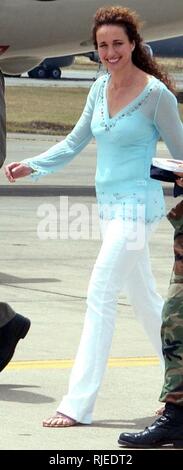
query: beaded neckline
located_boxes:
[100,74,157,131]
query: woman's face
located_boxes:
[96,24,135,73]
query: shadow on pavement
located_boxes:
[0,383,55,404]
[91,416,156,430]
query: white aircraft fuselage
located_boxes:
[0,0,183,74]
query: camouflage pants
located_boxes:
[160,200,183,405]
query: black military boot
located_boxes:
[0,313,31,372]
[118,403,183,448]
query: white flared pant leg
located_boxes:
[124,248,164,361]
[58,219,162,423]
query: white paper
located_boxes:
[152,158,183,173]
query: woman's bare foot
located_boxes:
[43,412,77,427]
[155,405,165,416]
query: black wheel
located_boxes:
[50,68,61,79]
[36,67,47,79]
[28,67,47,79]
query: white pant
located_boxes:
[58,219,164,423]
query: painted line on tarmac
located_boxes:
[0,185,173,197]
[7,356,159,370]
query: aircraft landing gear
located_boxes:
[28,65,61,80]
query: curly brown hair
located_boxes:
[92,6,175,94]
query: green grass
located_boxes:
[6,84,183,136]
[6,86,88,135]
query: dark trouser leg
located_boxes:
[0,79,30,364]
[0,70,6,168]
[0,73,12,328]
[0,303,16,327]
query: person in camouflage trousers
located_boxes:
[159,200,183,405]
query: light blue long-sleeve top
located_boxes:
[22,73,183,223]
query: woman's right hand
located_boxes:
[4,162,33,182]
